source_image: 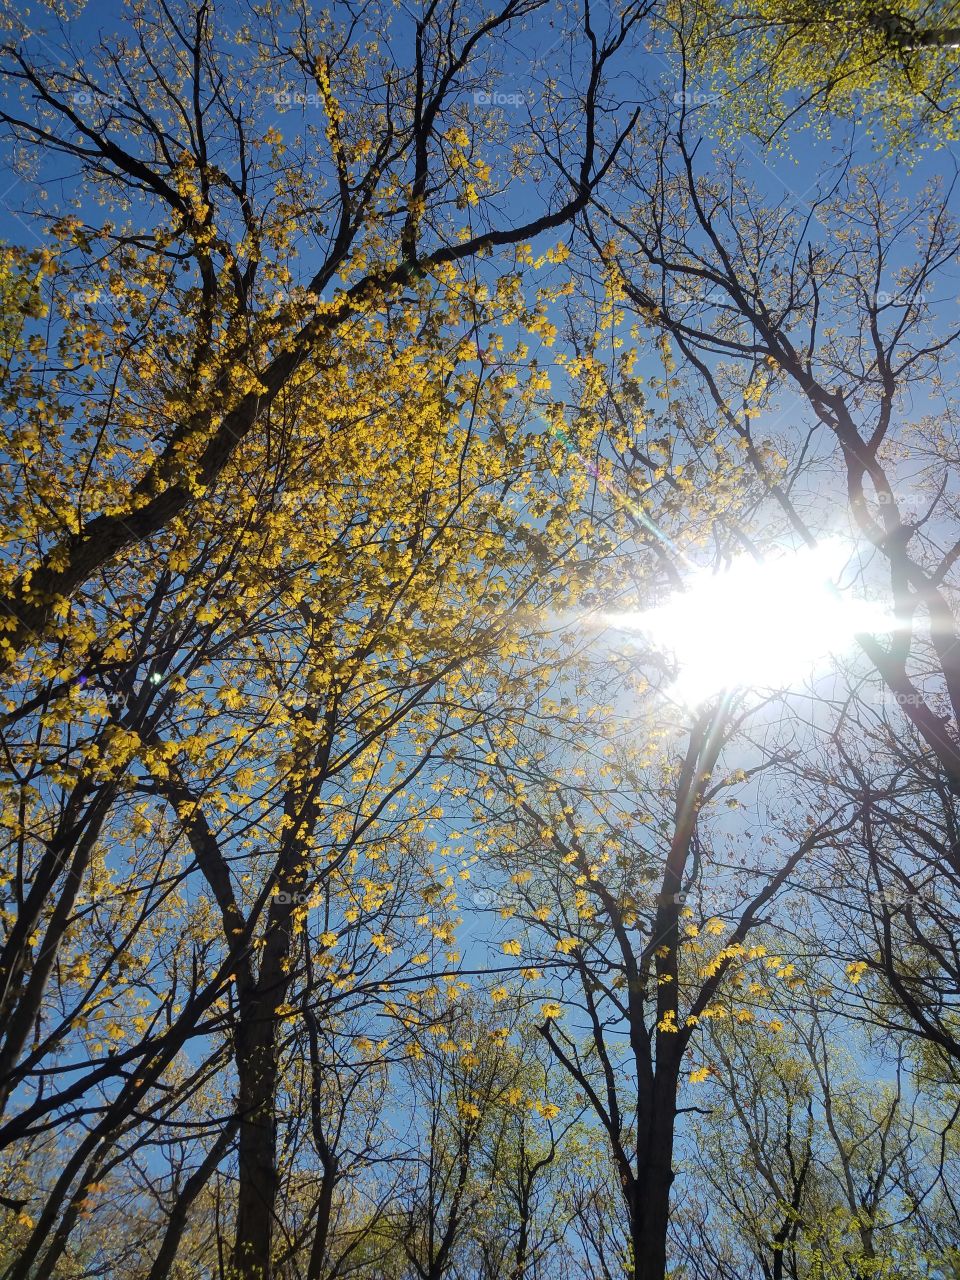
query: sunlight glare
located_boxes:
[604,540,893,706]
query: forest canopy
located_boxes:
[0,2,958,1279]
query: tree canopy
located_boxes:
[0,2,958,1279]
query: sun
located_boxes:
[603,539,894,706]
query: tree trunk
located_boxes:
[232,1008,281,1280]
[631,1078,677,1280]
[305,1160,338,1280]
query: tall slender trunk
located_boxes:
[305,988,339,1280]
[305,1162,338,1280]
[512,1183,531,1280]
[630,1074,677,1280]
[232,1004,281,1280]
[229,866,300,1279]
[0,785,115,1115]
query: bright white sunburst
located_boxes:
[604,539,895,707]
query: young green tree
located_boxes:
[671,0,960,148]
[683,996,960,1278]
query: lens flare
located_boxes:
[604,540,894,706]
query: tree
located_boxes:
[592,107,960,789]
[0,275,608,1277]
[587,100,960,1078]
[671,0,960,148]
[457,619,857,1280]
[3,4,960,1278]
[0,5,660,1275]
[0,0,648,671]
[681,992,960,1278]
